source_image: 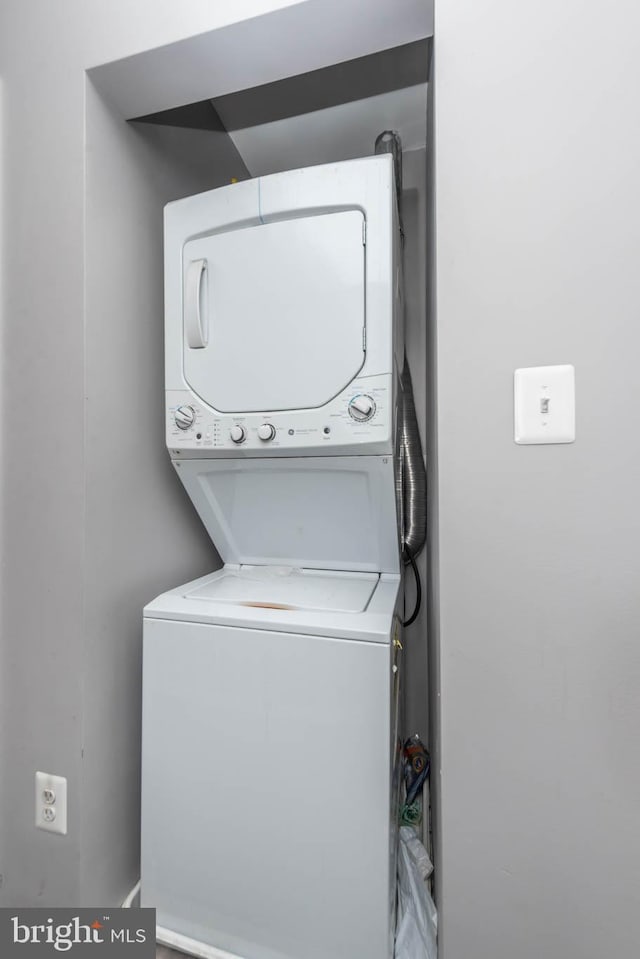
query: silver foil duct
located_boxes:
[401,358,427,559]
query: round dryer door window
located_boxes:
[181,210,366,413]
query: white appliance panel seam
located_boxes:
[142,616,393,646]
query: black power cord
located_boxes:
[402,545,422,627]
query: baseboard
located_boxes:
[156,925,243,959]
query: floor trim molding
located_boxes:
[156,925,243,959]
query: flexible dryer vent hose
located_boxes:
[374,130,427,560]
[401,358,427,560]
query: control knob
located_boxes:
[348,394,376,422]
[257,423,276,441]
[175,405,196,430]
[230,425,246,444]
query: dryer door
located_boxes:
[182,210,365,413]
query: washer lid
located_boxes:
[182,209,366,413]
[182,566,378,614]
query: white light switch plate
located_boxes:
[514,364,575,444]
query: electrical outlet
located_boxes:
[35,772,67,835]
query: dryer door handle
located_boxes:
[185,259,208,349]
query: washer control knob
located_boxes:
[348,394,376,422]
[175,405,196,430]
[229,425,246,444]
[258,423,276,442]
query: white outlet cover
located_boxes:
[35,771,67,835]
[514,364,575,445]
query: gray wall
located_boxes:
[424,51,441,910]
[434,1,640,956]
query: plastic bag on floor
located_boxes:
[395,826,437,959]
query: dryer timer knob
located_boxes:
[348,394,376,422]
[258,423,276,441]
[174,405,196,430]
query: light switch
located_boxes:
[514,364,575,444]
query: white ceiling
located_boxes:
[229,84,428,177]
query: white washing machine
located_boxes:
[141,156,405,959]
[142,566,402,959]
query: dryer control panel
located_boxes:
[166,374,393,458]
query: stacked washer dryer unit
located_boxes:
[141,156,405,959]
